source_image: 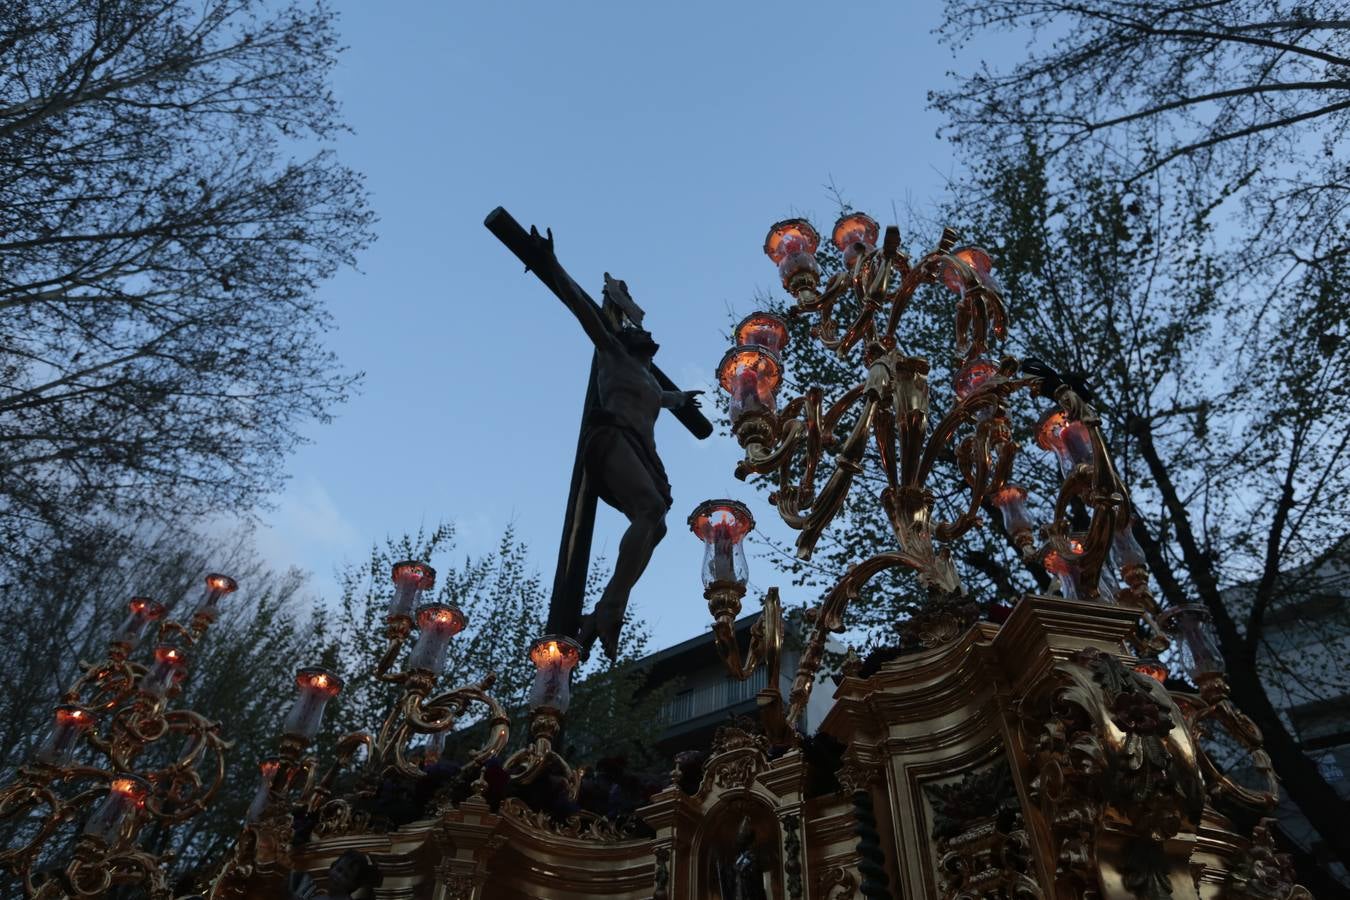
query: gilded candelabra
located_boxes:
[0,574,238,899]
[691,213,1272,789]
[210,562,587,897]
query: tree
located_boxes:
[0,0,374,568]
[930,0,1350,275]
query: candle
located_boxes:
[688,500,755,589]
[83,775,149,844]
[406,603,467,675]
[112,597,166,650]
[192,573,237,621]
[527,636,581,713]
[140,645,189,698]
[281,667,344,741]
[35,705,94,766]
[389,561,436,621]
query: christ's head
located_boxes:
[620,328,659,361]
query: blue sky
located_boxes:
[257,1,1000,650]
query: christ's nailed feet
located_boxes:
[578,601,624,663]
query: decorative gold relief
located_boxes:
[1224,819,1314,900]
[923,760,1045,900]
[498,797,643,843]
[1021,647,1205,898]
[816,865,858,899]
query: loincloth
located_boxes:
[583,410,673,510]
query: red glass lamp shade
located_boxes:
[113,596,166,649]
[245,756,282,823]
[389,560,437,621]
[83,775,149,844]
[1112,518,1147,575]
[717,346,783,422]
[734,312,790,356]
[140,645,189,698]
[35,704,95,766]
[1036,409,1093,473]
[1035,409,1068,451]
[954,357,998,400]
[688,499,755,588]
[1133,658,1168,683]
[831,212,879,266]
[407,602,467,675]
[282,666,344,741]
[193,573,237,620]
[1160,604,1225,680]
[764,218,819,263]
[764,218,822,290]
[1043,538,1086,601]
[990,485,1033,545]
[527,635,582,713]
[941,246,994,293]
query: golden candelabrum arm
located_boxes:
[702,582,791,744]
[301,731,373,813]
[1180,675,1281,810]
[503,714,585,801]
[386,674,511,778]
[705,584,784,686]
[374,614,415,683]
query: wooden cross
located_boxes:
[484,207,713,639]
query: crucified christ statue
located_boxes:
[485,207,711,661]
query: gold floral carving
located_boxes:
[697,724,770,799]
[1021,647,1204,898]
[313,797,371,839]
[1224,818,1314,900]
[895,590,981,649]
[836,753,882,797]
[816,864,858,899]
[497,797,641,843]
[434,866,476,900]
[923,760,1045,900]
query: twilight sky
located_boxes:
[257,1,1007,649]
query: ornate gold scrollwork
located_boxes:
[923,760,1046,900]
[1224,818,1314,900]
[1021,648,1205,897]
[1174,675,1280,811]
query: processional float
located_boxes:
[0,206,1311,900]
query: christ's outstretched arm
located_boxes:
[526,226,621,355]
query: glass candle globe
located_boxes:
[113,597,166,649]
[717,345,783,423]
[83,775,149,845]
[527,636,582,713]
[406,602,467,675]
[389,561,436,621]
[763,218,821,291]
[139,645,189,698]
[192,573,237,622]
[688,499,755,588]
[35,705,95,766]
[734,312,790,356]
[831,212,879,267]
[281,666,344,741]
[1161,604,1225,680]
[941,246,994,293]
